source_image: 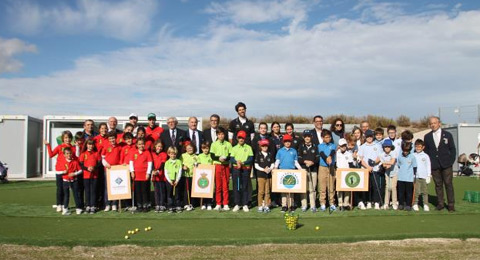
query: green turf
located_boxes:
[0,177,480,247]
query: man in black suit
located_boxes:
[160,116,186,158]
[310,115,324,145]
[107,116,123,134]
[187,117,203,154]
[203,114,220,145]
[423,116,456,212]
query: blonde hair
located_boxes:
[167,146,178,155]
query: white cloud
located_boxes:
[0,38,37,74]
[205,0,311,33]
[5,0,157,41]
[1,3,480,122]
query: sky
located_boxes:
[1,0,480,122]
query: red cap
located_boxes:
[184,140,191,147]
[282,134,293,142]
[258,139,270,146]
[237,130,247,139]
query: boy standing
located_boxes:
[413,139,431,211]
[230,131,254,212]
[358,129,382,209]
[210,127,233,211]
[336,138,354,210]
[298,130,319,212]
[318,129,337,212]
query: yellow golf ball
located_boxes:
[125,235,129,239]
[148,226,152,230]
[145,228,148,231]
[315,226,320,231]
[135,228,139,232]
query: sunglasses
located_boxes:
[335,124,343,127]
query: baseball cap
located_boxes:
[258,139,270,146]
[365,129,374,137]
[283,134,293,142]
[382,139,395,150]
[129,113,138,119]
[147,113,156,120]
[302,130,312,137]
[237,130,247,139]
[338,138,347,146]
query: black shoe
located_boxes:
[345,206,351,211]
[448,205,455,212]
[398,205,404,210]
[281,206,288,212]
[436,205,445,211]
[289,206,295,212]
[405,206,412,211]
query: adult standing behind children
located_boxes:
[107,117,122,134]
[145,113,164,145]
[330,118,345,145]
[160,117,187,158]
[187,117,204,154]
[83,119,97,140]
[310,115,324,146]
[203,114,220,144]
[228,102,255,146]
[129,113,139,136]
[423,116,456,212]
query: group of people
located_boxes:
[45,102,457,215]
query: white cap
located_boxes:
[338,138,347,146]
[129,113,138,119]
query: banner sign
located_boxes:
[336,168,369,191]
[106,165,132,200]
[271,169,307,193]
[191,164,216,198]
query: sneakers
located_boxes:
[214,205,221,211]
[358,202,366,210]
[243,205,249,212]
[263,206,271,213]
[320,204,326,211]
[330,205,336,211]
[424,205,430,212]
[301,207,307,212]
[311,207,317,213]
[232,205,240,212]
[223,205,230,211]
[366,202,372,209]
[413,204,419,211]
[62,208,71,216]
[392,204,398,210]
[281,206,288,212]
[382,205,389,210]
[56,205,63,212]
[201,205,206,210]
[374,203,380,210]
[186,205,194,211]
[257,206,264,213]
[175,206,183,213]
[207,205,212,211]
[155,206,160,213]
[405,206,412,211]
[112,205,117,211]
[168,208,174,213]
[104,205,111,212]
[159,206,166,213]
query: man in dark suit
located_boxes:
[203,114,220,145]
[310,115,324,145]
[187,117,203,155]
[424,116,456,212]
[160,116,186,158]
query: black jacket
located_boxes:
[424,129,456,170]
[160,128,187,158]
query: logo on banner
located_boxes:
[115,177,123,185]
[197,173,209,188]
[345,171,360,188]
[281,173,298,189]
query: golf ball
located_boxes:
[148,226,152,230]
[315,226,320,231]
[125,236,129,239]
[135,228,139,232]
[145,228,148,231]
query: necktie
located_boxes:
[171,130,176,146]
[192,131,196,145]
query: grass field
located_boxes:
[0,177,480,249]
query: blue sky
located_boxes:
[1,0,479,123]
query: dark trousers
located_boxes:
[181,177,197,207]
[84,178,98,208]
[356,191,369,205]
[77,175,84,208]
[56,174,65,205]
[432,167,455,207]
[97,167,105,207]
[232,168,250,206]
[134,181,149,207]
[371,171,385,204]
[397,181,414,207]
[166,181,181,208]
[63,180,81,209]
[153,181,167,207]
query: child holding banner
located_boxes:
[336,138,354,210]
[198,142,214,210]
[102,131,122,212]
[129,138,153,212]
[120,132,135,165]
[181,142,198,211]
[165,147,183,213]
[44,130,75,213]
[79,139,101,214]
[255,139,274,213]
[318,129,337,212]
[210,127,232,211]
[152,140,168,212]
[274,134,303,212]
[230,130,254,212]
[397,142,417,211]
[58,147,83,215]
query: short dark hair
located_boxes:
[387,125,397,132]
[74,131,84,141]
[258,122,268,130]
[216,127,226,135]
[235,102,246,112]
[285,122,294,130]
[401,141,412,152]
[313,115,323,121]
[124,123,134,129]
[123,132,134,140]
[414,139,424,146]
[210,114,220,121]
[401,130,414,141]
[63,147,72,154]
[61,130,73,141]
[136,137,146,144]
[375,127,384,135]
[107,131,117,138]
[321,129,332,138]
[201,141,211,149]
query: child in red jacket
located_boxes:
[57,147,83,215]
[120,132,136,165]
[129,138,153,212]
[151,139,168,212]
[44,130,75,212]
[102,131,122,212]
[79,139,101,214]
